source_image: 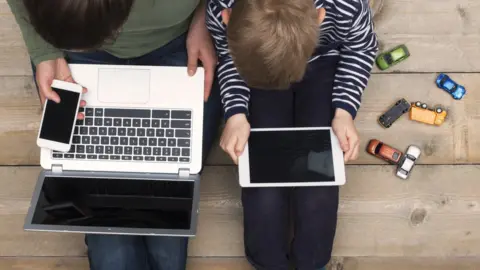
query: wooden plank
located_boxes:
[1,165,480,257]
[0,257,252,270]
[330,256,480,270]
[2,73,479,165]
[1,0,480,75]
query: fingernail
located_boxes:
[188,70,194,76]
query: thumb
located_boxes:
[335,129,350,152]
[235,135,248,156]
[187,50,199,77]
[38,76,60,103]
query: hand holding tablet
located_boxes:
[238,127,346,187]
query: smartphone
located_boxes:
[37,80,83,152]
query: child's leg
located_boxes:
[292,55,341,269]
[242,89,294,270]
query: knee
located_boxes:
[242,188,288,213]
[296,187,339,213]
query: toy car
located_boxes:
[367,139,403,165]
[409,101,447,126]
[378,98,411,128]
[396,145,421,179]
[436,73,467,100]
[376,44,410,70]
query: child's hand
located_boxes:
[332,108,360,162]
[220,114,251,164]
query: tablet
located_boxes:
[238,127,346,187]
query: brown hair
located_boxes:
[23,0,135,50]
[227,0,319,90]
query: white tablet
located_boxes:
[238,127,346,187]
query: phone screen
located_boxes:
[39,87,80,144]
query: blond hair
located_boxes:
[227,0,320,90]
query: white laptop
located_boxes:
[24,64,204,237]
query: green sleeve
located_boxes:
[6,0,64,66]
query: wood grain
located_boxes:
[1,0,480,75]
[1,165,480,257]
[331,256,480,270]
[1,73,479,165]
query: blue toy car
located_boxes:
[436,73,466,100]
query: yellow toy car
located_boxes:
[409,101,447,126]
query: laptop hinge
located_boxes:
[178,168,190,179]
[51,164,63,174]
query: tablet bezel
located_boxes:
[238,127,346,187]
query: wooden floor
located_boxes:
[1,0,480,269]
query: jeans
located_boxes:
[243,56,341,270]
[31,33,221,270]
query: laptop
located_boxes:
[24,64,204,237]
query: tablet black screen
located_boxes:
[248,129,335,184]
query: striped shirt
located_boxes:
[206,0,378,120]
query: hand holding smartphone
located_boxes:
[37,80,83,152]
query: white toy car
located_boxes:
[396,145,421,179]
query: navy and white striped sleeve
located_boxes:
[332,0,378,119]
[206,0,250,120]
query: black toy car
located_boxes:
[378,98,411,128]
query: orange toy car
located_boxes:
[409,101,447,126]
[367,139,403,165]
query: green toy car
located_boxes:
[376,44,410,70]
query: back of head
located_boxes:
[23,0,135,50]
[227,0,319,90]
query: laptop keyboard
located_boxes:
[52,107,192,163]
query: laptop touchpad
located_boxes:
[97,68,150,104]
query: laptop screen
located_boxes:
[31,176,194,230]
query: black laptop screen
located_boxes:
[31,177,194,230]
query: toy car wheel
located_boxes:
[415,101,422,107]
[421,103,428,109]
[435,107,443,113]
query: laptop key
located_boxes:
[143,147,152,156]
[168,157,178,162]
[95,118,103,126]
[145,156,154,161]
[106,146,113,154]
[130,137,138,146]
[76,119,84,126]
[65,154,74,159]
[156,129,165,137]
[86,145,94,153]
[104,118,113,126]
[96,146,104,154]
[68,145,75,153]
[125,147,133,155]
[171,110,192,119]
[120,137,128,145]
[74,127,79,135]
[158,138,167,146]
[175,129,191,138]
[142,119,151,127]
[118,128,126,136]
[156,157,167,162]
[166,129,174,137]
[182,148,190,157]
[152,120,160,128]
[139,138,148,146]
[89,127,98,135]
[180,158,190,162]
[111,137,119,145]
[85,108,94,116]
[168,139,176,147]
[128,128,136,136]
[76,154,86,159]
[137,128,146,137]
[115,146,123,155]
[162,148,171,156]
[87,155,97,159]
[123,119,132,127]
[147,129,155,137]
[108,127,117,136]
[171,120,191,129]
[80,127,88,135]
[99,127,107,135]
[95,108,103,117]
[152,110,170,118]
[73,136,81,144]
[153,147,161,155]
[114,118,122,126]
[149,138,157,146]
[85,118,94,126]
[133,156,144,161]
[77,145,85,153]
[133,119,141,127]
[134,147,142,155]
[122,156,132,160]
[82,136,90,144]
[110,155,120,160]
[172,148,180,156]
[161,120,169,128]
[105,108,151,118]
[53,153,63,158]
[99,155,109,160]
[92,136,100,144]
[101,136,109,145]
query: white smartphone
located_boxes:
[37,80,83,152]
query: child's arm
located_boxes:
[206,0,251,121]
[332,1,379,119]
